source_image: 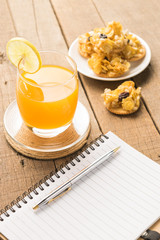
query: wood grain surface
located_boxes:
[0,0,160,237]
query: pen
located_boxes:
[33,146,120,210]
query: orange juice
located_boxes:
[16,65,78,129]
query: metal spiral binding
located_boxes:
[0,134,108,222]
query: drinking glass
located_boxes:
[16,51,79,138]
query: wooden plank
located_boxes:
[51,0,160,162]
[0,0,50,208]
[0,0,100,210]
[0,0,37,210]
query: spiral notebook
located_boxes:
[0,131,160,240]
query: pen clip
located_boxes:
[47,187,71,204]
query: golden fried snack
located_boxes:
[90,22,127,56]
[105,21,123,37]
[88,53,130,78]
[102,81,141,114]
[78,33,94,58]
[122,34,146,61]
[90,34,114,56]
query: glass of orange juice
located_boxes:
[16,51,79,138]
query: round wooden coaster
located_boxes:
[4,100,90,159]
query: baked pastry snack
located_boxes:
[88,53,130,78]
[78,21,146,77]
[89,21,127,56]
[78,33,94,58]
[121,34,146,61]
[102,81,141,114]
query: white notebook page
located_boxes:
[1,131,160,240]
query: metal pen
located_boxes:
[33,146,120,210]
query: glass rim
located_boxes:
[17,50,77,88]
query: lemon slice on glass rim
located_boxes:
[6,37,42,73]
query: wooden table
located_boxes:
[0,0,160,238]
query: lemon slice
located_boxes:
[6,37,42,73]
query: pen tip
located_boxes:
[113,146,120,153]
[33,205,39,210]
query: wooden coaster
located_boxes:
[4,100,90,159]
